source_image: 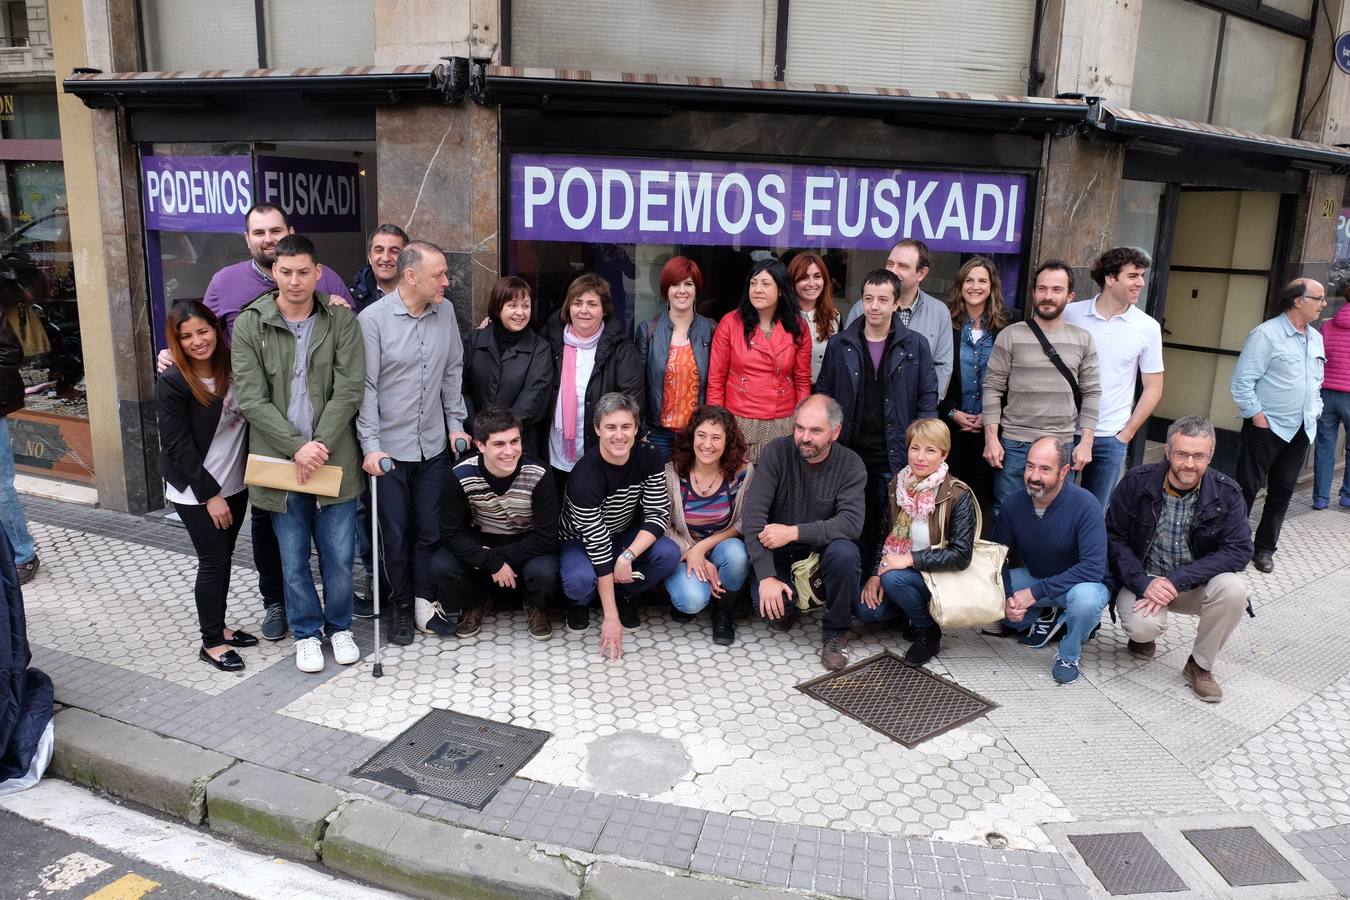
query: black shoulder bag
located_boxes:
[1024,318,1082,412]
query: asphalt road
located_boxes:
[0,806,239,900]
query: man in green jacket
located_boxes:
[232,234,366,674]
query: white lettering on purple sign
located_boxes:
[517,158,1025,252]
[262,171,359,219]
[144,167,252,218]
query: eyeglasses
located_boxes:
[1169,450,1211,463]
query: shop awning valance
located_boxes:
[63,64,446,109]
[479,65,1090,135]
[1090,104,1350,172]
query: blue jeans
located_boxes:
[664,538,749,613]
[1314,388,1350,506]
[645,427,675,463]
[560,526,682,605]
[270,494,358,641]
[993,437,1031,520]
[0,418,35,565]
[853,567,933,630]
[1077,433,1127,510]
[1002,566,1109,663]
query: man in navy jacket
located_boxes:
[816,268,938,564]
[1105,416,1252,703]
[992,436,1109,685]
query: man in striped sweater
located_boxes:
[432,407,560,640]
[982,260,1102,517]
[560,392,680,659]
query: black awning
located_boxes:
[478,65,1089,135]
[63,63,447,110]
[1089,104,1350,172]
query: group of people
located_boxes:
[153,202,1339,705]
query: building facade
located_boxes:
[51,0,1350,512]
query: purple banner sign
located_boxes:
[142,155,254,233]
[256,156,361,233]
[511,153,1027,253]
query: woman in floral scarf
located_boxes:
[856,418,978,666]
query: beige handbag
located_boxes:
[921,496,1009,628]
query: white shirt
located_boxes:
[1064,297,1164,435]
[549,345,597,472]
[910,518,930,553]
[164,380,248,505]
[800,306,840,382]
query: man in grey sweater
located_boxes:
[743,394,868,671]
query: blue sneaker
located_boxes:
[1052,657,1080,684]
[1340,497,1350,509]
[1313,499,1329,510]
[1020,610,1065,648]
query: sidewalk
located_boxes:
[15,489,1350,899]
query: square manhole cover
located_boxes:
[1183,826,1305,887]
[1069,832,1188,895]
[353,709,550,809]
[796,651,996,748]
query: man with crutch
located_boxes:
[357,241,472,647]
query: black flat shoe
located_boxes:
[225,630,259,647]
[199,647,245,671]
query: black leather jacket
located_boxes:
[875,474,977,572]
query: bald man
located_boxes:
[1230,278,1327,573]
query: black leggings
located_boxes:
[175,490,248,648]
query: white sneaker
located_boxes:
[295,636,324,673]
[330,630,360,666]
[415,596,453,635]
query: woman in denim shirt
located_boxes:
[939,257,1008,510]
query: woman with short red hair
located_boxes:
[634,255,715,460]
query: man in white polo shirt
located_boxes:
[1065,247,1165,508]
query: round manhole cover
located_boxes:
[585,730,691,796]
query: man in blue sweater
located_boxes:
[991,436,1109,684]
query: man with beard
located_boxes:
[742,394,867,671]
[158,203,356,641]
[1065,248,1164,508]
[992,436,1109,685]
[983,260,1101,517]
[1105,416,1251,702]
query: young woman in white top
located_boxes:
[788,252,841,382]
[155,302,254,672]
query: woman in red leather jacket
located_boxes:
[707,258,812,462]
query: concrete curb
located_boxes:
[206,761,343,861]
[47,706,816,900]
[49,707,234,824]
[324,799,582,899]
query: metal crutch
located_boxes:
[370,456,393,677]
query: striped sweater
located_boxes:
[981,320,1101,442]
[560,444,670,575]
[439,455,558,572]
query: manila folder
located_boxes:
[244,454,343,498]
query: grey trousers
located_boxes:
[1114,572,1249,670]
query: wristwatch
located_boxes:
[621,549,636,562]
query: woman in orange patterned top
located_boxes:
[634,256,715,461]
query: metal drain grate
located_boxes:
[1068,832,1188,895]
[1184,826,1305,887]
[796,651,996,748]
[352,709,550,809]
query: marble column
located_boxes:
[374,0,500,331]
[51,0,158,513]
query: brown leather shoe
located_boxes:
[1252,550,1274,573]
[526,607,552,641]
[1183,656,1222,702]
[16,555,39,585]
[455,605,485,638]
[1127,639,1156,660]
[821,636,849,671]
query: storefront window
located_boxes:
[139,142,374,352]
[141,0,375,70]
[505,153,1030,328]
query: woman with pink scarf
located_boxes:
[545,272,643,489]
[855,418,978,666]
